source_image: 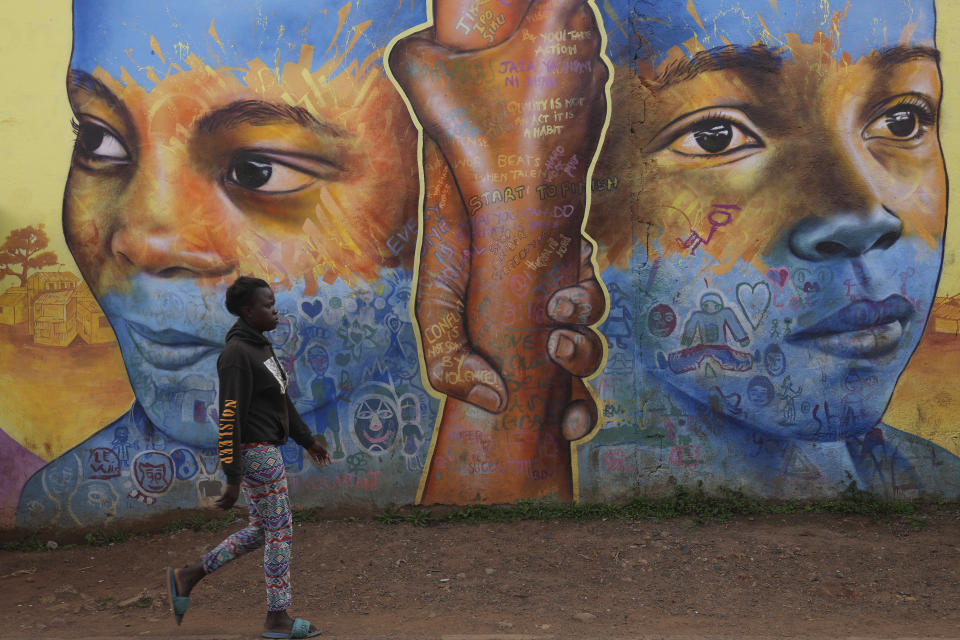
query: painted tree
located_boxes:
[0,224,59,287]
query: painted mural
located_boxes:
[1,0,959,531]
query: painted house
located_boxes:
[33,289,78,346]
[0,287,28,326]
[0,273,113,344]
[76,286,114,344]
[933,296,960,335]
[25,271,79,335]
[26,271,79,297]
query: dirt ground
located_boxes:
[1,510,959,640]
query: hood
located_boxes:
[225,318,271,346]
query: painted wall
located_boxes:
[1,0,958,530]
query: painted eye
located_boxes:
[669,118,760,156]
[884,108,918,137]
[864,97,936,142]
[73,120,128,161]
[226,153,317,193]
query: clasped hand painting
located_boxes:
[2,0,960,530]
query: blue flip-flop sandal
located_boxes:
[262,617,321,638]
[166,567,190,625]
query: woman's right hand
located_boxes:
[215,483,240,510]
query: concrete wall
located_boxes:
[1,0,959,531]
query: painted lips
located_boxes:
[786,295,915,359]
[125,320,221,370]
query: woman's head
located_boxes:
[225,276,270,317]
[225,276,278,333]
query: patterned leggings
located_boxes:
[203,444,292,612]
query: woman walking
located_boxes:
[167,276,330,639]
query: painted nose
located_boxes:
[108,158,236,278]
[110,231,235,277]
[788,206,902,261]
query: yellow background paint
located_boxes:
[938,1,960,292]
[0,4,73,264]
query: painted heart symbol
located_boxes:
[765,267,789,288]
[709,387,742,413]
[301,300,323,318]
[723,391,742,409]
[736,282,771,329]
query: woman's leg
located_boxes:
[246,446,319,635]
[172,463,265,596]
[202,491,266,574]
[177,445,315,635]
[241,444,293,613]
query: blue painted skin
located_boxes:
[578,0,960,500]
[584,250,960,500]
[18,276,435,527]
[637,0,936,65]
[69,0,424,90]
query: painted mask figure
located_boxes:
[747,376,775,407]
[132,451,175,496]
[352,390,400,454]
[763,344,787,377]
[647,303,677,337]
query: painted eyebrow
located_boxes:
[67,73,347,140]
[875,45,940,68]
[195,100,347,139]
[656,45,783,88]
[67,69,131,117]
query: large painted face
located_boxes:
[63,2,422,446]
[629,0,945,442]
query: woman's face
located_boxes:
[243,287,279,333]
[63,13,420,446]
[632,36,946,441]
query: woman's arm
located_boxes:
[214,353,253,509]
[217,361,252,485]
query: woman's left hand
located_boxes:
[307,440,332,466]
[215,483,240,510]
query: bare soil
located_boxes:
[2,510,959,639]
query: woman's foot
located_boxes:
[166,564,203,626]
[263,610,320,638]
[173,563,205,597]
